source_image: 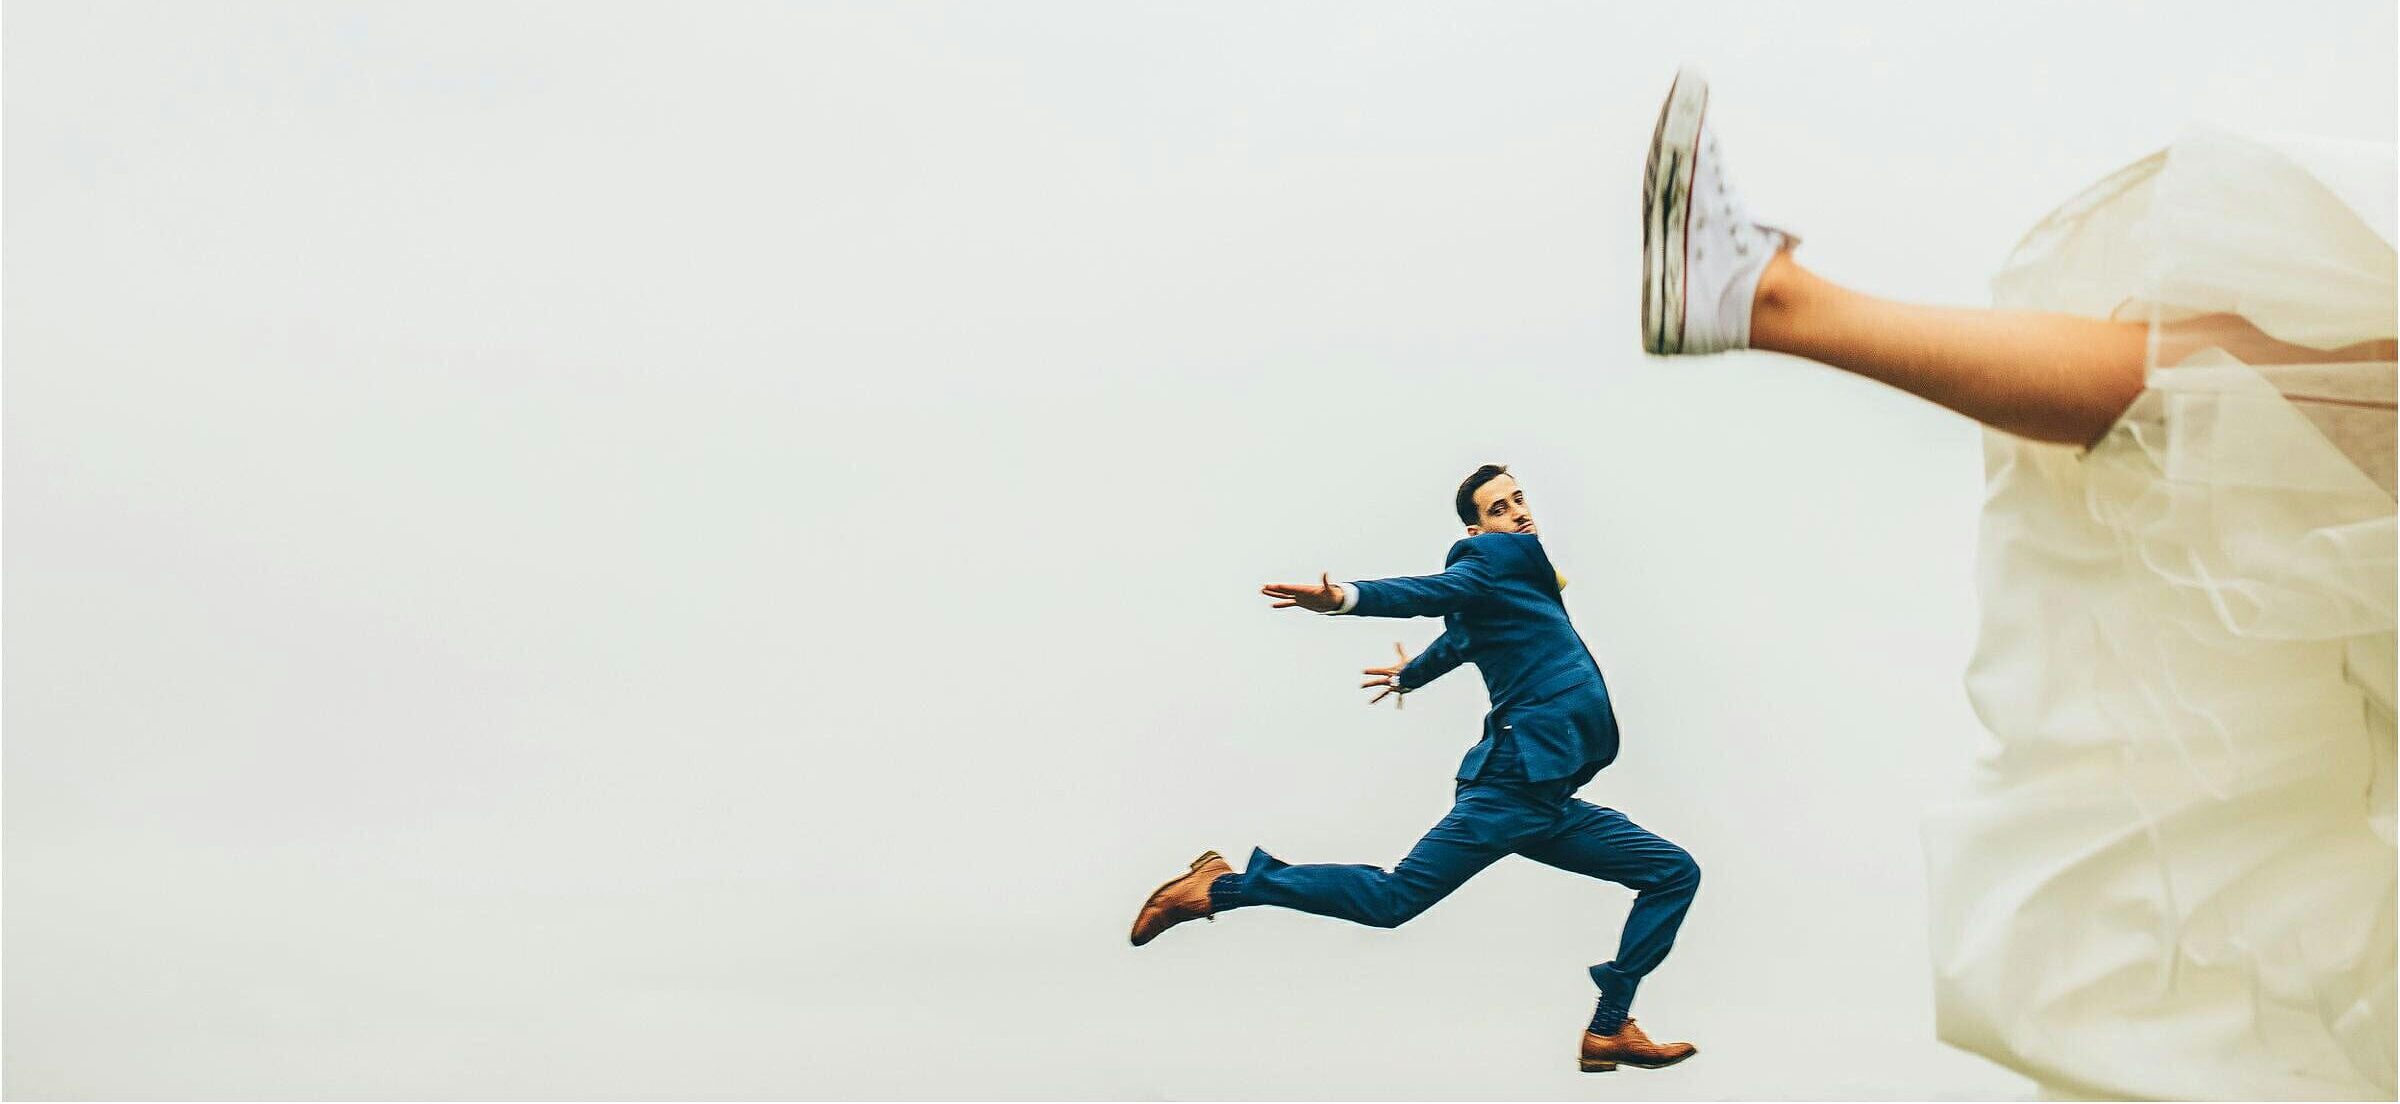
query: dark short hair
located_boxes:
[1454,464,1511,526]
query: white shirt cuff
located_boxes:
[1326,582,1362,615]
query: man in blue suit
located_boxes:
[1129,465,1701,1074]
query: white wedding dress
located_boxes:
[1923,129,2397,1100]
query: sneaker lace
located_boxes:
[1695,129,1764,265]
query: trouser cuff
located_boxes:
[1209,847,1286,911]
[1589,963,1640,1009]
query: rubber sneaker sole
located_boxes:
[1642,66,1709,355]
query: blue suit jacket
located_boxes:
[1349,532,1619,783]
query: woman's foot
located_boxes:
[1641,65,1795,356]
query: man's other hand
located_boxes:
[1360,641,1410,708]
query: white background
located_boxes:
[7,2,2393,1098]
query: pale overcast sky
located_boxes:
[7,2,2394,1098]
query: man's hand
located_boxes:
[1360,641,1411,709]
[1261,571,1346,613]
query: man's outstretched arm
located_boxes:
[1261,543,1504,619]
[1347,542,1506,618]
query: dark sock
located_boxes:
[1207,872,1241,913]
[1589,994,1628,1036]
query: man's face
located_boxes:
[1467,474,1536,536]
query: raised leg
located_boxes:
[1747,251,2149,447]
[1748,253,2400,447]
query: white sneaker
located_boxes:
[1641,67,1796,355]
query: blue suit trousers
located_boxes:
[1210,778,1699,1006]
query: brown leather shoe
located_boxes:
[1129,850,1232,946]
[1579,1018,1697,1072]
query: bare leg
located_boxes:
[1747,251,2147,447]
[1746,251,2398,448]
